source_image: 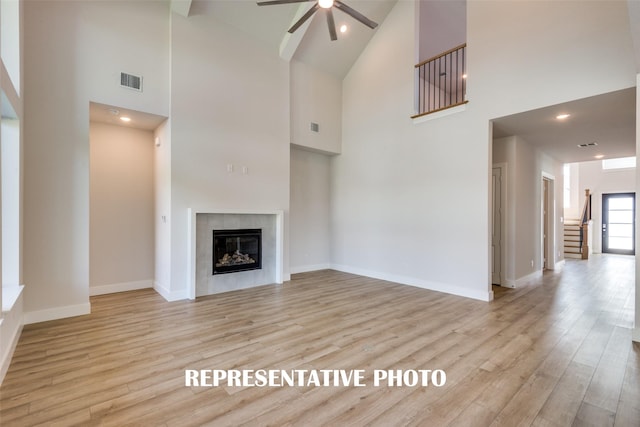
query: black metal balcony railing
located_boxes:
[412,44,467,118]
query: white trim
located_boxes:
[542,172,557,271]
[412,104,467,124]
[89,280,153,296]
[290,264,331,275]
[24,302,91,325]
[187,208,285,300]
[516,269,543,287]
[0,286,24,385]
[492,163,508,287]
[0,320,23,386]
[331,264,494,302]
[153,280,188,302]
[501,279,516,288]
[2,285,24,312]
[632,327,640,343]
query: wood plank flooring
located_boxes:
[1,254,638,426]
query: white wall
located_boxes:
[154,119,171,295]
[290,59,342,154]
[493,136,563,284]
[575,159,636,253]
[164,12,290,299]
[1,119,19,286]
[89,122,154,293]
[23,0,169,322]
[290,146,331,273]
[1,0,20,95]
[335,0,491,301]
[418,0,466,62]
[334,0,635,302]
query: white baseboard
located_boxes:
[330,264,493,302]
[632,327,640,343]
[90,280,153,296]
[24,302,91,325]
[290,264,331,275]
[154,281,188,302]
[515,270,543,287]
[0,287,24,385]
[0,321,23,386]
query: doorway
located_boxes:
[492,164,505,285]
[602,192,635,255]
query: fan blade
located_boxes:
[288,3,319,33]
[334,1,378,29]
[326,9,337,41]
[257,0,314,6]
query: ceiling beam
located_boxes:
[171,0,192,18]
[279,3,315,61]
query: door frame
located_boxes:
[541,172,556,271]
[602,192,636,255]
[492,163,508,286]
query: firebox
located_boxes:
[212,229,262,275]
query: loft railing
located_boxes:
[412,43,468,118]
[580,189,592,259]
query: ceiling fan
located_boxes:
[257,0,378,41]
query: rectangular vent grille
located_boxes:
[577,142,598,148]
[120,72,142,92]
[310,122,319,133]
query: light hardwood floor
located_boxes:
[1,254,638,426]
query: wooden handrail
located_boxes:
[580,189,591,259]
[415,43,467,68]
[580,189,591,225]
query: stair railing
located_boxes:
[412,44,468,118]
[580,189,591,259]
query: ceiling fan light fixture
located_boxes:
[340,24,347,33]
[319,0,334,9]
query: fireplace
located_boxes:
[212,229,262,275]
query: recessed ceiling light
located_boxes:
[108,108,120,116]
[556,113,571,120]
[340,24,348,33]
[120,116,131,122]
[594,154,604,159]
[319,0,333,8]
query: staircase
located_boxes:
[564,189,592,260]
[564,219,583,259]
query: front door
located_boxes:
[602,192,635,255]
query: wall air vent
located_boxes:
[120,72,143,92]
[577,142,598,148]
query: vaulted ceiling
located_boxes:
[179,0,398,77]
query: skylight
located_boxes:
[602,156,636,170]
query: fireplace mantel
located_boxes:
[187,208,284,299]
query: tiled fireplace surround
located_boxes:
[187,209,284,298]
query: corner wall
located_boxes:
[23,0,169,322]
[165,12,291,299]
[576,160,636,254]
[493,136,564,285]
[290,147,331,273]
[89,122,155,294]
[334,0,635,301]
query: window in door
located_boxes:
[602,193,635,255]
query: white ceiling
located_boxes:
[91,0,638,161]
[492,87,636,164]
[190,0,398,78]
[90,102,168,131]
